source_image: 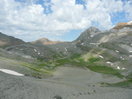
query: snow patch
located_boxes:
[0,69,24,76]
[34,49,37,52]
[99,55,104,59]
[121,67,126,70]
[81,43,84,45]
[65,48,68,52]
[129,55,132,58]
[90,35,94,37]
[116,66,120,70]
[115,50,119,53]
[127,21,132,25]
[38,52,40,55]
[106,61,113,65]
[120,56,125,60]
[129,51,132,53]
[22,55,32,59]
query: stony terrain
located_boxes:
[0,65,132,99]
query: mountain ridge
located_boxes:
[0,32,25,48]
[31,37,63,45]
[0,21,132,72]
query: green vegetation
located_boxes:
[0,56,53,79]
[87,65,123,78]
[55,58,71,66]
[0,52,124,79]
[48,55,124,78]
[101,79,132,88]
[127,73,132,79]
[15,61,53,79]
[101,51,120,62]
[110,79,132,88]
[88,57,100,63]
[20,62,52,74]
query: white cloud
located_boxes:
[0,0,131,41]
[124,1,132,20]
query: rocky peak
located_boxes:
[37,38,50,42]
[113,21,132,30]
[32,38,63,45]
[75,26,101,42]
[85,26,101,34]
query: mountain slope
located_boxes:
[0,32,25,48]
[73,21,132,75]
[5,43,60,60]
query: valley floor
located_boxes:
[0,65,132,99]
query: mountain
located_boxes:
[74,21,132,74]
[0,21,132,99]
[0,33,60,60]
[0,32,25,48]
[75,26,101,42]
[1,21,132,62]
[34,27,101,57]
[113,21,132,30]
[31,38,63,45]
[74,26,102,51]
[0,21,132,74]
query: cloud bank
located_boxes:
[0,0,131,41]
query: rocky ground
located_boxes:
[0,65,132,99]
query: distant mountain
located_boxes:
[0,32,60,60]
[113,21,132,30]
[0,32,25,48]
[31,38,81,57]
[31,38,63,45]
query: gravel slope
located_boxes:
[0,66,132,99]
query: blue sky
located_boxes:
[0,0,132,41]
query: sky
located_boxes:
[0,0,132,41]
